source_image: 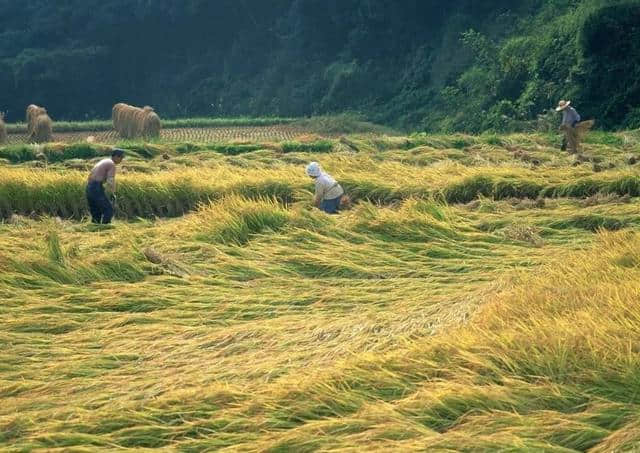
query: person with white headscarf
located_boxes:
[305,161,344,214]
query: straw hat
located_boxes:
[556,100,571,112]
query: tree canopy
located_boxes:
[0,0,638,131]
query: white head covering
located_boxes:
[305,161,321,177]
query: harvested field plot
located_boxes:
[6,125,309,145]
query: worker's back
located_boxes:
[89,158,115,183]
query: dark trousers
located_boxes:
[560,121,579,152]
[321,195,342,214]
[86,181,113,224]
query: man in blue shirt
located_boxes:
[556,100,581,154]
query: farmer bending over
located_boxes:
[306,162,344,214]
[556,100,581,154]
[86,148,124,224]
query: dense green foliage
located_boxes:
[0,0,638,131]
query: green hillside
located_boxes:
[1,1,639,131]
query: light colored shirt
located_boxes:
[562,107,581,127]
[89,158,116,189]
[315,172,344,201]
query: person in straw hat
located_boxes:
[305,161,344,214]
[556,100,581,154]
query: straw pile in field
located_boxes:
[26,104,53,143]
[0,112,7,144]
[575,119,595,139]
[26,104,46,135]
[142,106,161,138]
[112,103,161,139]
[111,102,126,133]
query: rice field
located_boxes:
[1,126,640,451]
[5,125,308,145]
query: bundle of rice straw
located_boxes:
[141,106,161,138]
[26,104,53,143]
[26,104,46,137]
[575,119,595,139]
[112,103,161,139]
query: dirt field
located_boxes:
[6,125,308,144]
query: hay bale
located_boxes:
[112,103,161,139]
[112,103,136,138]
[111,103,127,136]
[113,103,137,139]
[26,104,41,124]
[26,105,53,143]
[142,107,161,138]
[131,107,147,138]
[26,104,47,137]
[111,103,126,124]
[0,112,7,144]
[124,105,139,139]
[30,113,53,143]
